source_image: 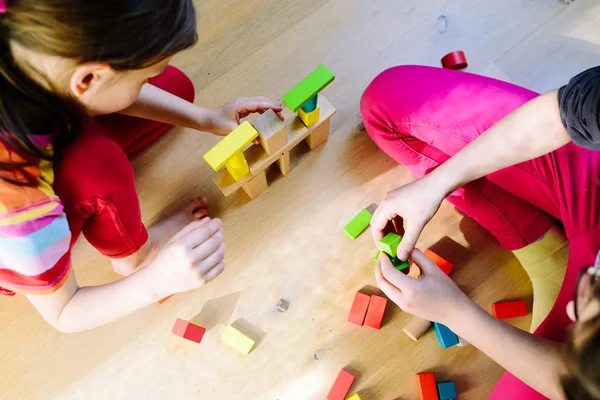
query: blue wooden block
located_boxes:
[301,94,319,113]
[437,381,457,400]
[433,323,459,349]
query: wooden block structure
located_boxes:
[403,316,432,342]
[492,300,528,319]
[379,233,402,258]
[203,121,259,181]
[344,208,373,239]
[437,381,457,400]
[348,291,371,326]
[364,294,387,330]
[327,369,355,400]
[211,96,336,199]
[424,249,454,275]
[220,325,255,355]
[417,372,439,400]
[282,65,335,111]
[172,318,206,344]
[345,394,361,400]
[433,322,459,349]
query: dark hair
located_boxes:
[0,0,197,185]
[562,285,600,399]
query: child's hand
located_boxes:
[375,248,472,325]
[209,97,284,136]
[144,218,226,298]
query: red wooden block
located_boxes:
[364,295,387,330]
[417,372,439,400]
[492,300,528,319]
[424,249,454,276]
[441,50,468,69]
[158,294,174,304]
[172,318,206,343]
[327,369,355,400]
[348,292,371,326]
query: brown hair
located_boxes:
[0,0,197,185]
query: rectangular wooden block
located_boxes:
[348,292,371,326]
[305,117,330,149]
[492,300,528,319]
[203,121,258,170]
[172,318,206,344]
[345,394,361,400]
[344,208,372,239]
[282,64,335,111]
[253,109,287,155]
[416,372,439,400]
[277,151,290,176]
[424,249,454,275]
[364,294,387,330]
[220,325,255,355]
[327,369,355,400]
[437,381,457,400]
[433,322,459,348]
[241,170,268,199]
[379,233,402,258]
[298,105,321,128]
[403,315,431,341]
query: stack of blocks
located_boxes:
[377,233,409,271]
[417,372,457,400]
[347,291,388,330]
[433,323,459,349]
[327,369,356,400]
[203,65,336,200]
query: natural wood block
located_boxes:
[172,318,206,344]
[492,300,528,319]
[347,291,371,326]
[253,109,287,155]
[305,117,330,150]
[327,369,355,400]
[277,151,290,176]
[242,170,268,199]
[403,315,431,341]
[220,325,255,355]
[417,372,439,400]
[364,294,387,330]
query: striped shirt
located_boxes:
[0,136,71,296]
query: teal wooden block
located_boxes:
[433,323,459,348]
[379,233,402,258]
[282,65,335,111]
[437,381,457,400]
[391,257,409,271]
[301,94,319,113]
[344,209,372,239]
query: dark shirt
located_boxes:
[558,66,600,149]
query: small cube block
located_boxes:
[424,249,454,275]
[433,322,459,348]
[379,233,402,258]
[391,257,409,271]
[364,295,387,330]
[172,318,206,344]
[437,381,457,400]
[492,300,528,319]
[253,109,287,155]
[416,372,439,400]
[327,369,355,400]
[344,209,372,239]
[220,325,255,355]
[348,292,371,326]
[298,105,321,127]
[345,394,361,400]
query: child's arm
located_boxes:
[119,83,283,136]
[26,219,225,333]
[375,250,567,399]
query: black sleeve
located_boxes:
[558,66,600,150]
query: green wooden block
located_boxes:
[344,208,372,239]
[282,65,335,111]
[391,257,409,271]
[379,233,402,258]
[374,251,381,261]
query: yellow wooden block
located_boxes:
[203,121,259,171]
[224,150,250,181]
[297,105,321,128]
[346,394,362,400]
[220,325,255,355]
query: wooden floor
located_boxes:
[1,0,598,399]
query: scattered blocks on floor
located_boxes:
[364,294,387,330]
[220,325,255,355]
[345,394,361,400]
[282,64,335,111]
[379,233,402,258]
[348,292,371,326]
[403,315,432,341]
[344,208,373,239]
[327,369,355,400]
[416,372,439,400]
[172,318,206,344]
[424,249,454,275]
[298,105,321,127]
[492,300,528,319]
[437,381,457,400]
[433,323,459,349]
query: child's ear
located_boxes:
[69,62,113,100]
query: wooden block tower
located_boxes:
[204,65,336,200]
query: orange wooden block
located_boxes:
[158,294,174,304]
[424,249,453,275]
[364,294,387,330]
[492,300,528,319]
[417,372,439,400]
[348,292,371,326]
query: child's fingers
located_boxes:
[410,248,443,274]
[379,253,416,290]
[375,261,407,309]
[370,203,392,244]
[169,217,211,242]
